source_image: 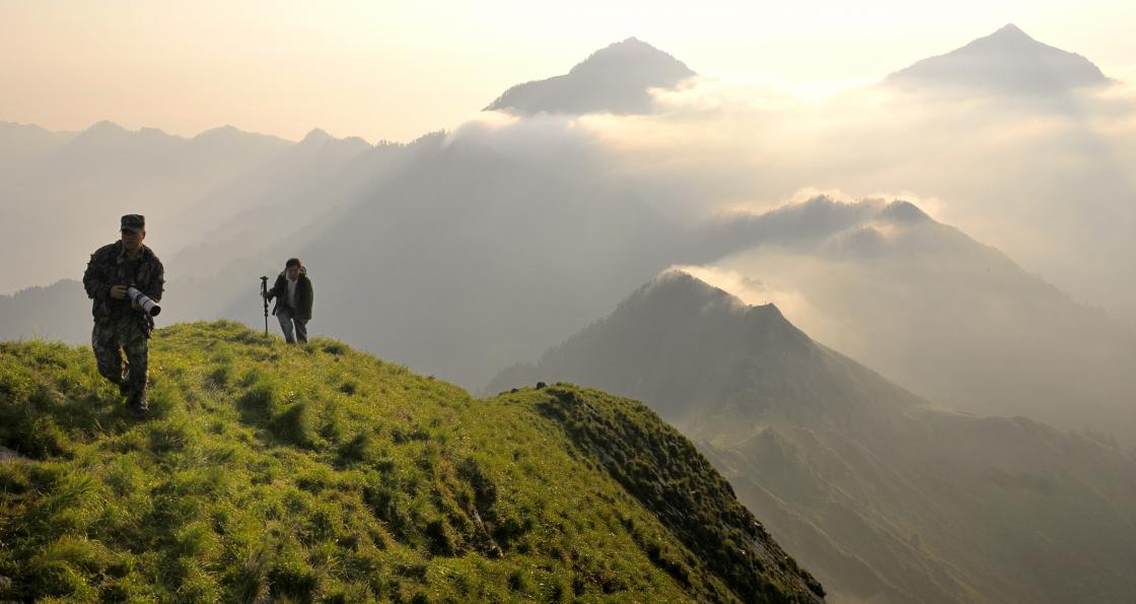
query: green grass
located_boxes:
[0,321,820,602]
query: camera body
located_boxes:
[126,286,161,317]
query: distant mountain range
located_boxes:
[694,195,1136,443]
[488,271,1136,603]
[885,23,1112,95]
[0,121,75,163]
[1,26,1132,429]
[0,280,87,343]
[0,120,290,292]
[4,164,1133,447]
[484,37,696,115]
[2,24,1121,294]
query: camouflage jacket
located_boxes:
[83,241,165,329]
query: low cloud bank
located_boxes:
[451,76,1136,325]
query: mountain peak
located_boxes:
[488,270,893,425]
[646,270,794,323]
[993,23,1029,39]
[193,124,243,141]
[69,120,179,148]
[885,24,1109,95]
[967,23,1048,52]
[623,269,748,318]
[198,123,237,134]
[651,268,736,299]
[484,38,695,116]
[567,36,688,74]
[84,120,127,135]
[301,128,333,144]
[597,36,650,53]
[877,200,931,223]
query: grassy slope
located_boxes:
[0,321,821,603]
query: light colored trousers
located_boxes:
[277,307,309,344]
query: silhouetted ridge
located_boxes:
[485,37,695,115]
[67,120,158,148]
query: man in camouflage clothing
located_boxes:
[83,214,165,418]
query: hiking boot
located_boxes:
[126,390,150,419]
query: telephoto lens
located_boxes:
[126,287,161,316]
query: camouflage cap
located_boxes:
[120,214,145,233]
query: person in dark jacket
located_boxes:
[82,214,164,418]
[263,258,313,344]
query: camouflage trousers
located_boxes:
[91,315,149,398]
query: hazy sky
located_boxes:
[2,0,1134,142]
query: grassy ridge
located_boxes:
[0,321,820,602]
[534,386,824,601]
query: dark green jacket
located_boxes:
[267,271,314,321]
[82,241,165,330]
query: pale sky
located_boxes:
[2,0,1134,142]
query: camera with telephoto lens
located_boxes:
[127,287,161,317]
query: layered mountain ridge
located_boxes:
[699,195,1136,442]
[488,271,1136,603]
